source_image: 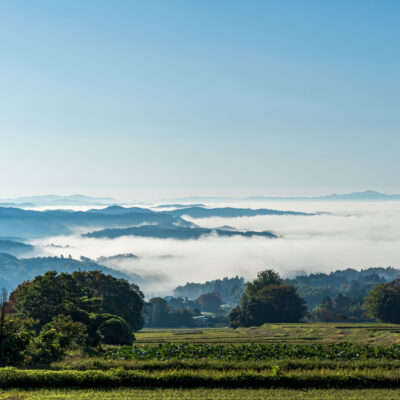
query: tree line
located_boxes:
[1,267,400,366]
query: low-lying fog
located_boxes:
[30,201,400,297]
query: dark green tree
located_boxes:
[197,292,222,312]
[364,279,400,323]
[229,270,307,327]
[11,271,144,331]
[149,297,170,327]
[71,271,144,330]
[147,298,196,328]
[10,271,83,326]
[246,270,283,298]
[97,317,134,345]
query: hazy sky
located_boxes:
[1,1,399,200]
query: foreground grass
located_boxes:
[135,324,400,345]
[0,388,399,399]
[1,367,400,389]
[53,358,400,372]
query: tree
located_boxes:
[149,297,169,327]
[246,270,283,298]
[0,316,34,366]
[11,271,144,331]
[71,271,144,330]
[147,298,196,328]
[97,317,134,345]
[239,285,307,326]
[0,288,9,366]
[10,271,84,326]
[364,279,400,323]
[197,292,222,312]
[44,315,88,348]
[228,270,307,327]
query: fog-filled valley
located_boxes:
[1,196,399,297]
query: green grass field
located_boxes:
[0,388,399,400]
[4,324,400,399]
[135,323,400,345]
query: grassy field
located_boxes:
[135,323,400,345]
[3,324,400,398]
[0,388,399,400]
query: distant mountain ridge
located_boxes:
[162,190,400,202]
[0,204,309,239]
[168,206,315,218]
[0,194,116,206]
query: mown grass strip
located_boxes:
[53,358,400,372]
[1,388,400,400]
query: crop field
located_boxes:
[4,324,400,398]
[100,342,400,361]
[135,323,400,345]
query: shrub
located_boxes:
[26,329,65,364]
[97,317,134,345]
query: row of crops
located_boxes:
[100,342,400,361]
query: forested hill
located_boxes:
[84,225,277,240]
[0,253,132,291]
[0,206,187,238]
[0,204,311,239]
[172,267,400,309]
[0,240,34,257]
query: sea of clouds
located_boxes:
[30,201,400,297]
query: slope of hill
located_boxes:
[0,253,135,291]
[0,206,188,238]
[0,240,34,257]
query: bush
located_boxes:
[43,315,88,348]
[26,329,65,364]
[97,317,134,345]
[0,317,34,366]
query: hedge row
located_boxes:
[0,367,399,389]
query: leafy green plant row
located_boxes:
[100,342,400,361]
[0,367,400,388]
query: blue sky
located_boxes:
[0,0,399,200]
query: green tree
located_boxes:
[229,270,307,327]
[149,298,170,327]
[147,298,196,328]
[246,270,283,298]
[72,271,144,330]
[0,317,34,366]
[97,317,134,345]
[364,279,400,323]
[11,271,144,331]
[197,292,222,312]
[44,315,87,348]
[10,271,83,326]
